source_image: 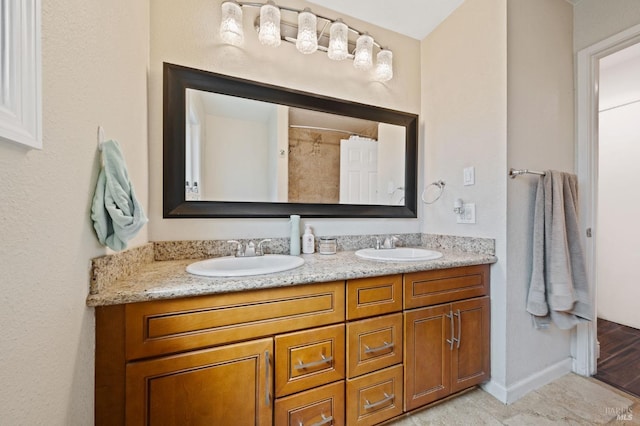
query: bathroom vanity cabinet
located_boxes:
[95,264,490,426]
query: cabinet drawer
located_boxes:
[347,275,402,320]
[125,281,345,360]
[347,313,402,378]
[275,324,345,397]
[404,265,489,309]
[346,364,403,426]
[275,381,345,426]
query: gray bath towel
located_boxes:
[526,170,592,329]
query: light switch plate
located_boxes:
[457,203,476,224]
[463,166,475,186]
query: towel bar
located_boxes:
[509,168,546,179]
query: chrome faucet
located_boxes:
[227,240,244,257]
[227,239,271,257]
[375,235,400,249]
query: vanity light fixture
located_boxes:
[374,49,393,82]
[327,19,349,61]
[296,8,318,54]
[218,1,394,81]
[220,1,244,46]
[258,1,281,47]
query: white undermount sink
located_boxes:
[355,247,443,262]
[186,254,305,277]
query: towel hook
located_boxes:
[97,126,105,151]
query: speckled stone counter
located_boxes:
[87,236,496,307]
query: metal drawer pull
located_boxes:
[265,350,271,405]
[300,413,333,426]
[364,341,394,354]
[445,310,458,350]
[454,309,461,349]
[294,354,333,370]
[364,392,395,410]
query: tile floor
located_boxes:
[386,373,639,425]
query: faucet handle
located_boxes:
[257,239,271,256]
[390,235,401,248]
[227,240,244,257]
[244,241,256,257]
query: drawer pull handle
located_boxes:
[265,350,271,405]
[364,341,394,354]
[454,309,462,349]
[294,354,333,371]
[300,413,333,426]
[445,310,458,350]
[364,392,395,410]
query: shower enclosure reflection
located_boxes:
[185,89,406,206]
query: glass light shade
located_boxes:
[220,1,244,46]
[258,2,281,47]
[353,34,374,70]
[296,9,318,54]
[327,20,349,61]
[374,50,393,82]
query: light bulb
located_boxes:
[328,20,349,61]
[353,34,373,70]
[374,49,393,81]
[220,1,244,46]
[296,9,318,54]
[258,1,281,47]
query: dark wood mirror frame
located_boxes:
[163,62,418,218]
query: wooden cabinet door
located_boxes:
[126,338,273,426]
[451,296,490,393]
[403,304,452,411]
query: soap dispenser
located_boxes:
[302,224,315,254]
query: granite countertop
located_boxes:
[86,249,496,307]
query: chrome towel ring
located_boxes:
[422,180,446,204]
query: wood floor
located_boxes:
[595,317,640,398]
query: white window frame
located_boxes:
[0,0,42,149]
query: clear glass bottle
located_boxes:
[318,237,337,255]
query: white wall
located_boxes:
[421,0,575,403]
[0,1,149,424]
[597,44,640,329]
[505,0,575,390]
[574,0,640,52]
[421,0,509,397]
[148,0,422,241]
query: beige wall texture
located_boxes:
[148,0,422,242]
[421,0,575,402]
[574,0,640,52]
[421,0,509,396]
[505,0,575,389]
[0,0,149,424]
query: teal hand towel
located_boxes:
[91,140,147,251]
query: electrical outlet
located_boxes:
[456,203,476,224]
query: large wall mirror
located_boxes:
[164,62,418,218]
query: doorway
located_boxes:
[575,24,640,382]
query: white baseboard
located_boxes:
[481,357,573,404]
